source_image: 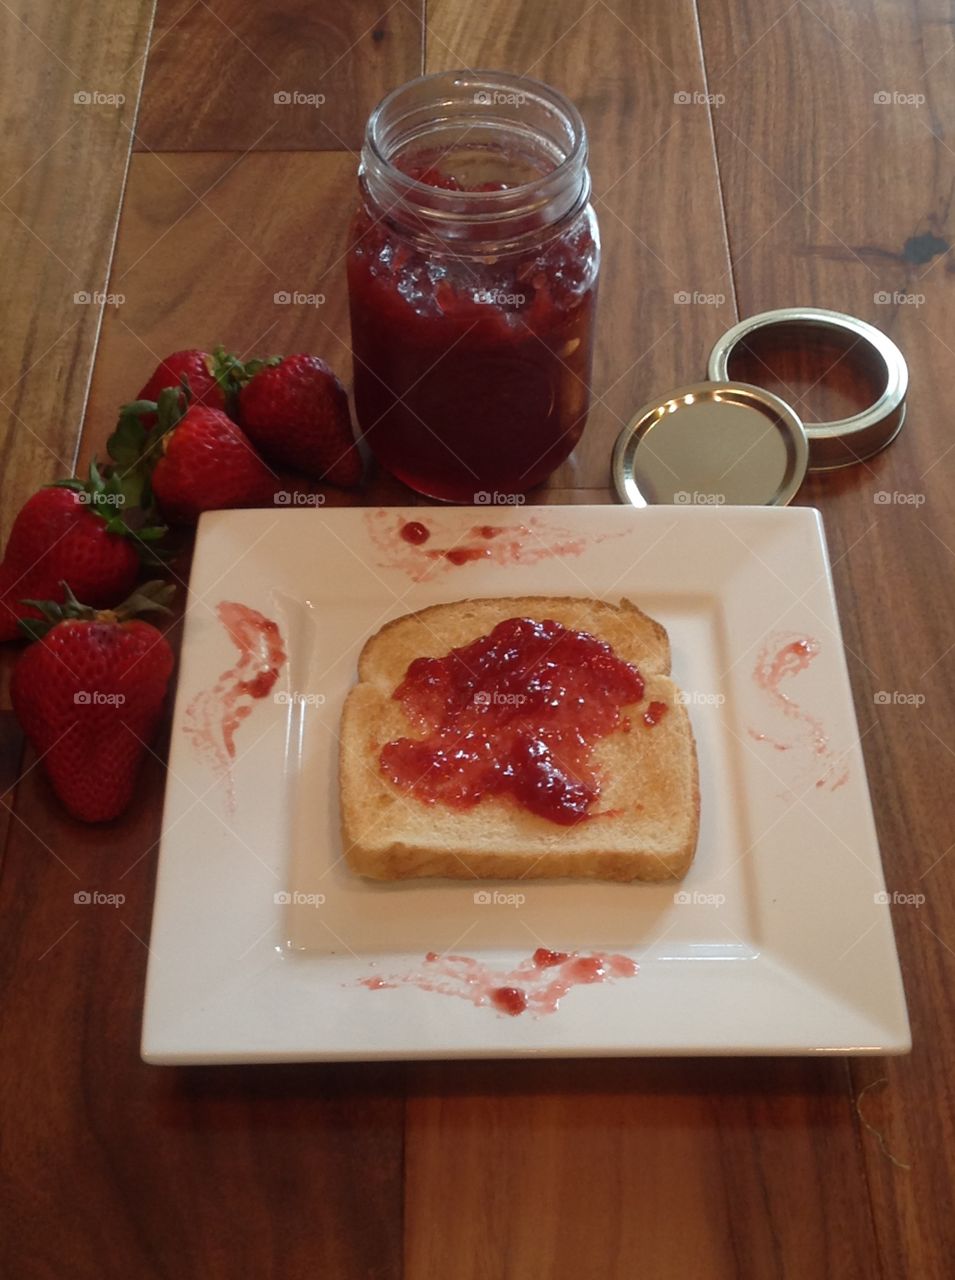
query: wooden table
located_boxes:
[2,3,953,1276]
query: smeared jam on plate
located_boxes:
[359,946,639,1016]
[184,602,287,807]
[379,616,645,824]
[749,633,848,790]
[365,510,618,582]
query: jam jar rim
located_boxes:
[360,68,591,253]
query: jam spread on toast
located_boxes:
[643,700,668,727]
[379,616,646,824]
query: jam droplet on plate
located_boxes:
[533,947,570,968]
[380,616,645,824]
[563,955,606,983]
[490,986,528,1016]
[443,546,491,565]
[400,520,431,545]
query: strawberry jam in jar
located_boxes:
[347,71,599,501]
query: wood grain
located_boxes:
[405,1059,881,1280]
[77,146,428,511]
[428,0,738,493]
[135,0,425,152]
[699,1,955,1274]
[0,707,23,869]
[0,736,404,1279]
[0,0,154,541]
[81,150,359,454]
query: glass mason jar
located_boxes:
[347,70,600,502]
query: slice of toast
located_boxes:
[339,597,700,883]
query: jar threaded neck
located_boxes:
[360,70,590,254]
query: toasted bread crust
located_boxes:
[356,595,671,681]
[340,597,698,883]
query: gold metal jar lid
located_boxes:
[612,381,808,508]
[707,307,908,471]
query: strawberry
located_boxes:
[133,346,243,427]
[0,464,166,643]
[238,354,362,487]
[110,387,278,524]
[10,581,176,823]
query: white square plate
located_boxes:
[142,505,909,1061]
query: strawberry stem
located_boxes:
[17,579,176,642]
[46,457,169,559]
[238,353,283,380]
[210,345,250,415]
